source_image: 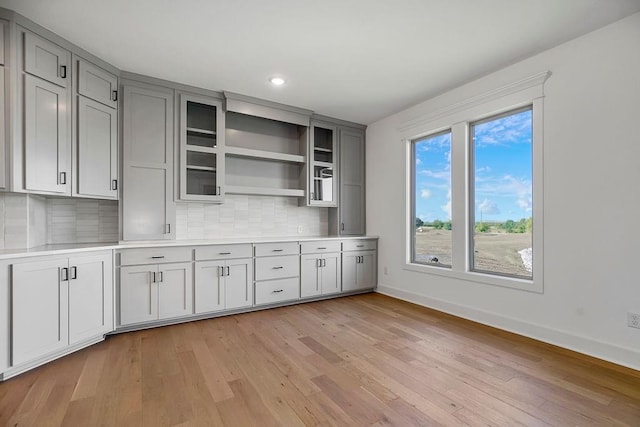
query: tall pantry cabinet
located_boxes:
[121,81,175,240]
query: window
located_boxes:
[411,131,452,267]
[471,107,533,279]
[404,71,548,291]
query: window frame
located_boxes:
[402,72,548,293]
[410,129,453,268]
[468,105,534,280]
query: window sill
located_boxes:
[403,262,543,294]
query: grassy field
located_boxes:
[414,228,532,277]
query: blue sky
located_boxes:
[414,108,532,223]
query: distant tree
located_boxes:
[526,217,533,233]
[503,219,516,233]
[432,219,443,229]
[476,222,489,232]
[415,217,424,228]
[443,221,452,230]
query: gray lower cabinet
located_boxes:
[300,252,341,298]
[342,239,377,292]
[119,262,193,326]
[122,83,175,240]
[254,242,300,305]
[9,251,112,370]
[194,258,252,313]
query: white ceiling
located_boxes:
[3,0,640,124]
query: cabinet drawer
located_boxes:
[342,240,377,252]
[195,244,252,261]
[255,255,299,281]
[119,247,192,266]
[254,242,299,257]
[300,240,341,254]
[255,278,299,305]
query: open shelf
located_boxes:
[187,165,216,172]
[225,146,305,164]
[314,161,333,168]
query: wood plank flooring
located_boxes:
[1,293,639,426]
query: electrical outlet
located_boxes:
[297,225,303,234]
[628,312,640,329]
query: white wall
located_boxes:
[367,13,640,369]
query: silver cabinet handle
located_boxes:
[60,65,67,78]
[226,266,230,276]
[165,224,171,234]
[317,247,327,250]
[323,259,327,267]
[272,266,284,269]
[70,266,77,280]
[341,223,345,231]
[272,289,284,293]
[218,252,231,255]
[152,271,156,282]
[112,179,118,190]
[151,256,165,259]
[272,249,284,252]
[112,90,118,101]
[61,267,69,281]
[157,271,163,283]
[316,258,321,268]
[219,266,224,277]
[356,245,364,248]
[59,172,67,185]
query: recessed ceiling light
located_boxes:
[269,77,285,86]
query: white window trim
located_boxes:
[403,71,550,293]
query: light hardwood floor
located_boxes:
[1,293,639,426]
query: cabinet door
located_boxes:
[0,67,5,189]
[300,254,320,298]
[24,74,70,194]
[320,253,341,295]
[68,253,113,344]
[357,252,376,290]
[75,96,117,199]
[342,251,376,292]
[225,259,252,309]
[309,122,337,207]
[157,262,193,320]
[24,31,70,88]
[339,129,365,235]
[119,265,156,326]
[77,59,117,108]
[12,259,69,365]
[122,84,175,240]
[194,260,225,314]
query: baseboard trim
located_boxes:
[376,284,640,372]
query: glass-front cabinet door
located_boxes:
[179,93,225,202]
[309,121,337,206]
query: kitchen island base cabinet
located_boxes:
[119,262,193,326]
[10,252,113,369]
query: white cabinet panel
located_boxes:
[338,128,365,235]
[12,259,69,365]
[24,74,70,194]
[342,251,376,292]
[301,253,340,298]
[119,265,156,326]
[68,253,113,344]
[255,277,299,305]
[194,261,224,314]
[255,255,299,281]
[321,254,341,295]
[225,260,252,309]
[77,59,117,108]
[24,31,70,88]
[300,254,321,298]
[75,96,117,199]
[158,263,192,320]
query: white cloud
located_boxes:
[441,188,452,218]
[420,189,432,199]
[415,158,422,165]
[517,196,532,212]
[419,169,449,180]
[477,198,500,215]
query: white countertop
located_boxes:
[0,235,379,260]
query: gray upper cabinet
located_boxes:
[75,95,117,199]
[73,57,118,200]
[308,121,337,207]
[178,93,225,202]
[77,59,117,108]
[122,83,175,241]
[24,31,70,88]
[24,74,70,194]
[338,128,366,235]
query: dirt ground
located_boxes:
[414,228,532,277]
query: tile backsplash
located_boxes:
[176,195,328,239]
